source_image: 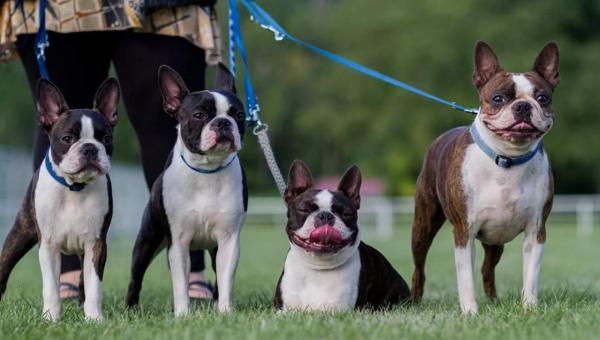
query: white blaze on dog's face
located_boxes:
[473,42,559,150]
[284,161,362,263]
[158,64,246,159]
[36,78,120,184]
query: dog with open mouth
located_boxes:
[0,78,119,321]
[274,161,410,311]
[411,41,559,314]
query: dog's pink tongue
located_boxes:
[309,225,342,244]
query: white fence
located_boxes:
[0,146,597,240]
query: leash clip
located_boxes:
[36,40,49,61]
[252,122,268,135]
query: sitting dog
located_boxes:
[274,160,410,311]
[0,78,120,320]
[126,64,247,315]
[411,41,559,314]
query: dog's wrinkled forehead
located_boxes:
[291,189,357,218]
[480,72,553,103]
[179,90,246,134]
[51,110,113,141]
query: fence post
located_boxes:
[576,197,594,237]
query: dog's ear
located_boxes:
[36,79,69,130]
[473,41,503,90]
[93,77,120,127]
[532,41,560,89]
[337,165,362,209]
[158,65,190,118]
[215,62,236,94]
[285,160,313,204]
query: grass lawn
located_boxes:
[1,222,599,340]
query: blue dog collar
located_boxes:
[44,151,86,192]
[469,124,543,169]
[179,153,237,174]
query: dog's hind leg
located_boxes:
[126,205,167,308]
[481,243,504,300]
[209,247,218,300]
[0,208,39,301]
[411,180,446,303]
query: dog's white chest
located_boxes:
[162,157,245,249]
[34,169,109,254]
[280,250,361,311]
[461,144,550,245]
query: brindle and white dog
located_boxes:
[411,41,559,314]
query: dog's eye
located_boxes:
[61,135,74,144]
[536,94,551,106]
[235,111,245,121]
[193,111,208,120]
[298,205,313,214]
[102,135,113,145]
[491,95,506,105]
[342,210,354,219]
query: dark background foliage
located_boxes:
[1,0,598,195]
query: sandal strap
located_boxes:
[188,280,213,291]
[59,282,80,292]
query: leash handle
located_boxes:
[35,0,49,79]
[239,0,479,115]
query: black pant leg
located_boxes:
[113,32,208,272]
[17,32,113,273]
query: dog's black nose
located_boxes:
[81,143,98,160]
[212,118,232,131]
[314,211,336,226]
[512,101,532,120]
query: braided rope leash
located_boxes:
[254,125,286,196]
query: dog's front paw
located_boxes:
[174,306,189,317]
[460,303,478,315]
[217,303,233,314]
[522,297,538,309]
[42,308,61,322]
[85,312,104,322]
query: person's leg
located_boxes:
[112,33,209,298]
[17,32,112,297]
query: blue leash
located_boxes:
[35,0,49,80]
[236,0,479,115]
[229,0,263,129]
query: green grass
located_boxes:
[1,223,599,340]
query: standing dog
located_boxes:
[126,64,247,315]
[411,41,559,314]
[274,161,410,311]
[0,78,119,320]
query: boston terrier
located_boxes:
[274,160,410,311]
[0,78,120,321]
[126,64,247,316]
[411,42,559,314]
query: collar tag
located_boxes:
[469,124,542,169]
[495,156,512,169]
